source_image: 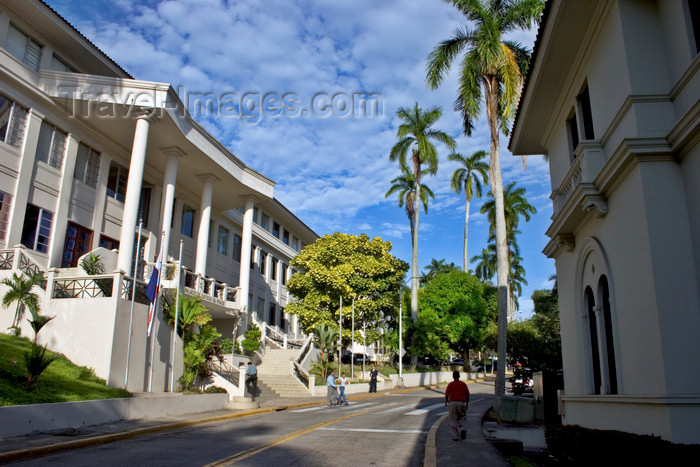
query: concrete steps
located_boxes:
[256,348,310,398]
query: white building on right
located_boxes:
[510,0,700,444]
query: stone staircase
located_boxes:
[257,347,310,398]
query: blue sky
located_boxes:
[46,0,555,317]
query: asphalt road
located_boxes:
[14,383,494,467]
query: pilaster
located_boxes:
[6,109,43,247]
[48,134,79,267]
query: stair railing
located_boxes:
[291,333,316,393]
[264,324,285,348]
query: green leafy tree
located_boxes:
[449,150,489,270]
[1,272,43,335]
[426,0,544,403]
[413,270,489,363]
[286,233,408,348]
[385,168,435,237]
[389,103,456,323]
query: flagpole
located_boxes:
[147,231,166,393]
[169,239,183,392]
[124,219,143,390]
[351,298,354,381]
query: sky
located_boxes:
[45,0,555,317]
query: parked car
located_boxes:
[340,351,353,364]
[353,354,372,364]
[451,357,465,366]
[421,355,443,366]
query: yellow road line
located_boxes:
[203,398,423,466]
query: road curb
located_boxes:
[424,413,448,467]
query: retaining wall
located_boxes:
[0,393,228,439]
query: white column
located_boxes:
[90,153,111,250]
[158,147,186,262]
[194,174,218,276]
[238,197,256,323]
[117,114,153,274]
[48,135,80,267]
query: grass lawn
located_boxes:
[0,333,131,406]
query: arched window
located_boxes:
[585,286,601,394]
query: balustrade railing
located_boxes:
[0,247,47,289]
[120,276,150,305]
[182,268,238,305]
[53,274,114,299]
[0,249,15,270]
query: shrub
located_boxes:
[24,344,62,391]
[241,324,262,353]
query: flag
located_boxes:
[145,245,163,337]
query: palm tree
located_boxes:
[480,182,537,238]
[471,248,496,282]
[313,323,339,379]
[389,103,456,323]
[385,168,435,240]
[450,150,488,270]
[426,0,543,403]
[420,258,460,285]
[1,272,43,334]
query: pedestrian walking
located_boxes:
[337,372,349,405]
[245,362,258,400]
[327,370,338,406]
[369,365,378,393]
[445,370,469,441]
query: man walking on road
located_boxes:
[445,370,469,441]
[327,370,338,406]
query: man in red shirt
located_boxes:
[445,370,470,440]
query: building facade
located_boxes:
[510,0,700,444]
[0,0,317,391]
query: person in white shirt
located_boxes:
[337,372,349,405]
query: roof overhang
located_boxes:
[510,0,603,155]
[38,70,276,209]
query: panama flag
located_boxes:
[145,245,163,337]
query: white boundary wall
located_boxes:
[0,393,228,439]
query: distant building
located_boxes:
[511,0,700,444]
[0,0,317,391]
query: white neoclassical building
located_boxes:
[510,0,700,444]
[0,0,317,392]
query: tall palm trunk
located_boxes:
[485,76,510,408]
[411,154,420,323]
[463,194,471,271]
